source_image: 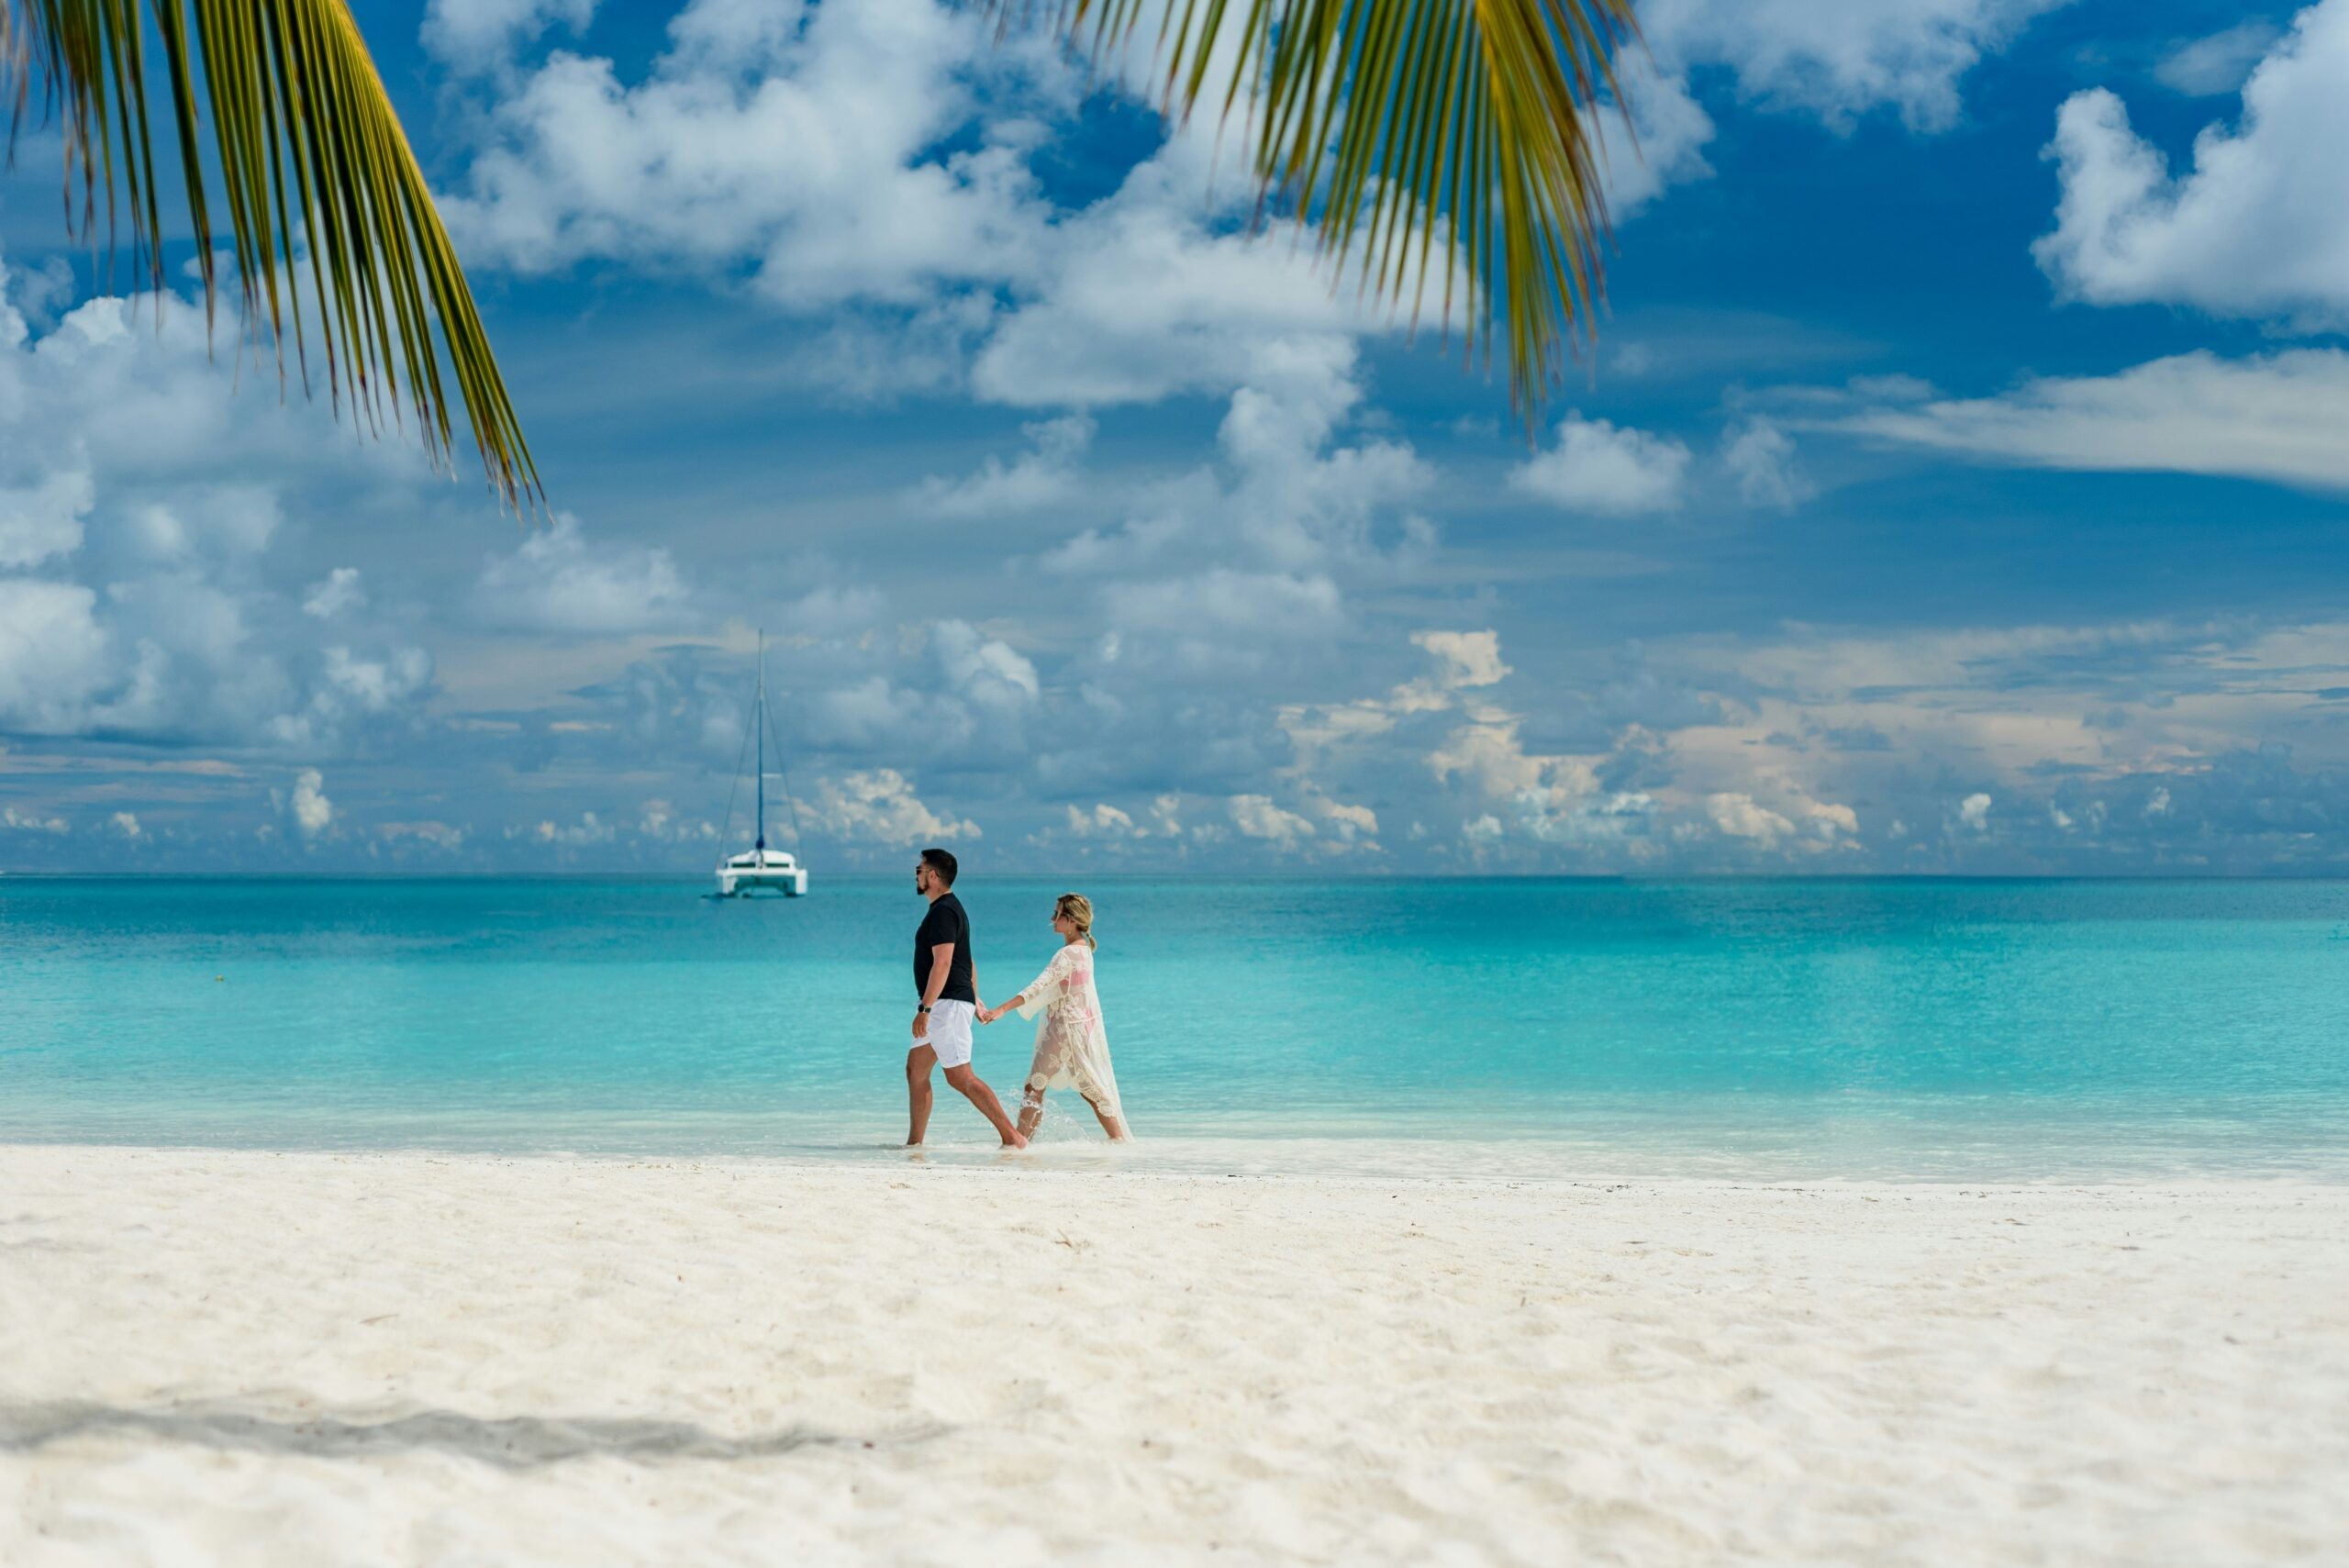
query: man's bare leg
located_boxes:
[905,1045,938,1146]
[943,1063,1029,1149]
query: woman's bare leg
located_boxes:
[1016,1085,1045,1141]
[1084,1094,1129,1142]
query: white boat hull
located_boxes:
[717,866,808,897]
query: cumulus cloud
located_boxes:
[2154,20,2283,96]
[379,820,467,851]
[810,768,979,843]
[441,0,1054,310]
[1958,791,1992,831]
[1708,791,1796,843]
[1048,340,1429,584]
[289,770,334,840]
[967,128,1380,411]
[1510,414,1692,514]
[0,462,93,568]
[529,811,616,847]
[1104,571,1343,645]
[1063,802,1139,838]
[1837,350,2349,492]
[0,262,446,755]
[111,811,143,840]
[2035,5,2349,329]
[422,0,595,72]
[0,581,111,733]
[1642,0,2069,131]
[474,515,695,634]
[2,805,69,834]
[1722,419,1813,508]
[1228,794,1316,847]
[302,568,367,619]
[1427,710,1618,843]
[914,414,1093,519]
[1590,64,1718,218]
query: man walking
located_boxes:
[907,848,1026,1149]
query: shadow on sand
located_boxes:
[0,1401,945,1469]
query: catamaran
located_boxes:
[715,634,809,897]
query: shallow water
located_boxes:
[4,875,2346,1179]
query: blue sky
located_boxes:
[4,0,2347,873]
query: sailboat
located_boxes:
[715,633,809,897]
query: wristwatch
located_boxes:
[917,1005,931,1014]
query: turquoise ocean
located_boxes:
[4,876,2345,1180]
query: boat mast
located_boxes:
[754,630,767,854]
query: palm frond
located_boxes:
[1,0,540,510]
[1020,0,1640,422]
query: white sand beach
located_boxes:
[3,1146,2344,1566]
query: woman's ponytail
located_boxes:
[1056,892,1097,951]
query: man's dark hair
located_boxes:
[920,847,958,887]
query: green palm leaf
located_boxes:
[1,0,540,510]
[1022,0,1640,420]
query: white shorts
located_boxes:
[923,999,975,1070]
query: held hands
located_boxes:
[975,1006,997,1026]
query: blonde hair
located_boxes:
[1055,892,1097,951]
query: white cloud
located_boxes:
[291,770,334,840]
[1591,64,1717,218]
[1427,710,1628,847]
[1959,791,1992,830]
[967,132,1368,411]
[1,805,68,834]
[2144,785,2172,818]
[111,811,143,840]
[0,263,447,755]
[422,0,595,72]
[442,0,1054,310]
[1045,340,1430,599]
[0,462,93,568]
[302,568,367,619]
[1709,791,1797,844]
[635,799,716,842]
[1723,419,1812,508]
[1103,570,1343,648]
[474,514,694,634]
[530,811,616,847]
[1808,800,1861,840]
[810,768,978,842]
[0,580,111,732]
[2035,5,2349,328]
[1228,794,1316,847]
[2154,20,2284,96]
[1642,0,2070,131]
[380,820,467,851]
[1510,414,1692,514]
[1063,802,1139,838]
[914,414,1093,519]
[1838,350,2349,492]
[266,647,436,751]
[930,619,1040,716]
[1544,0,2072,221]
[1408,631,1510,698]
[1311,795,1380,847]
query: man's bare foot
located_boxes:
[1001,1132,1030,1150]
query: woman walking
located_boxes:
[977,894,1129,1142]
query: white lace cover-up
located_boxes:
[1013,943,1124,1128]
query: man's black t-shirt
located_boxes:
[914,893,976,1004]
